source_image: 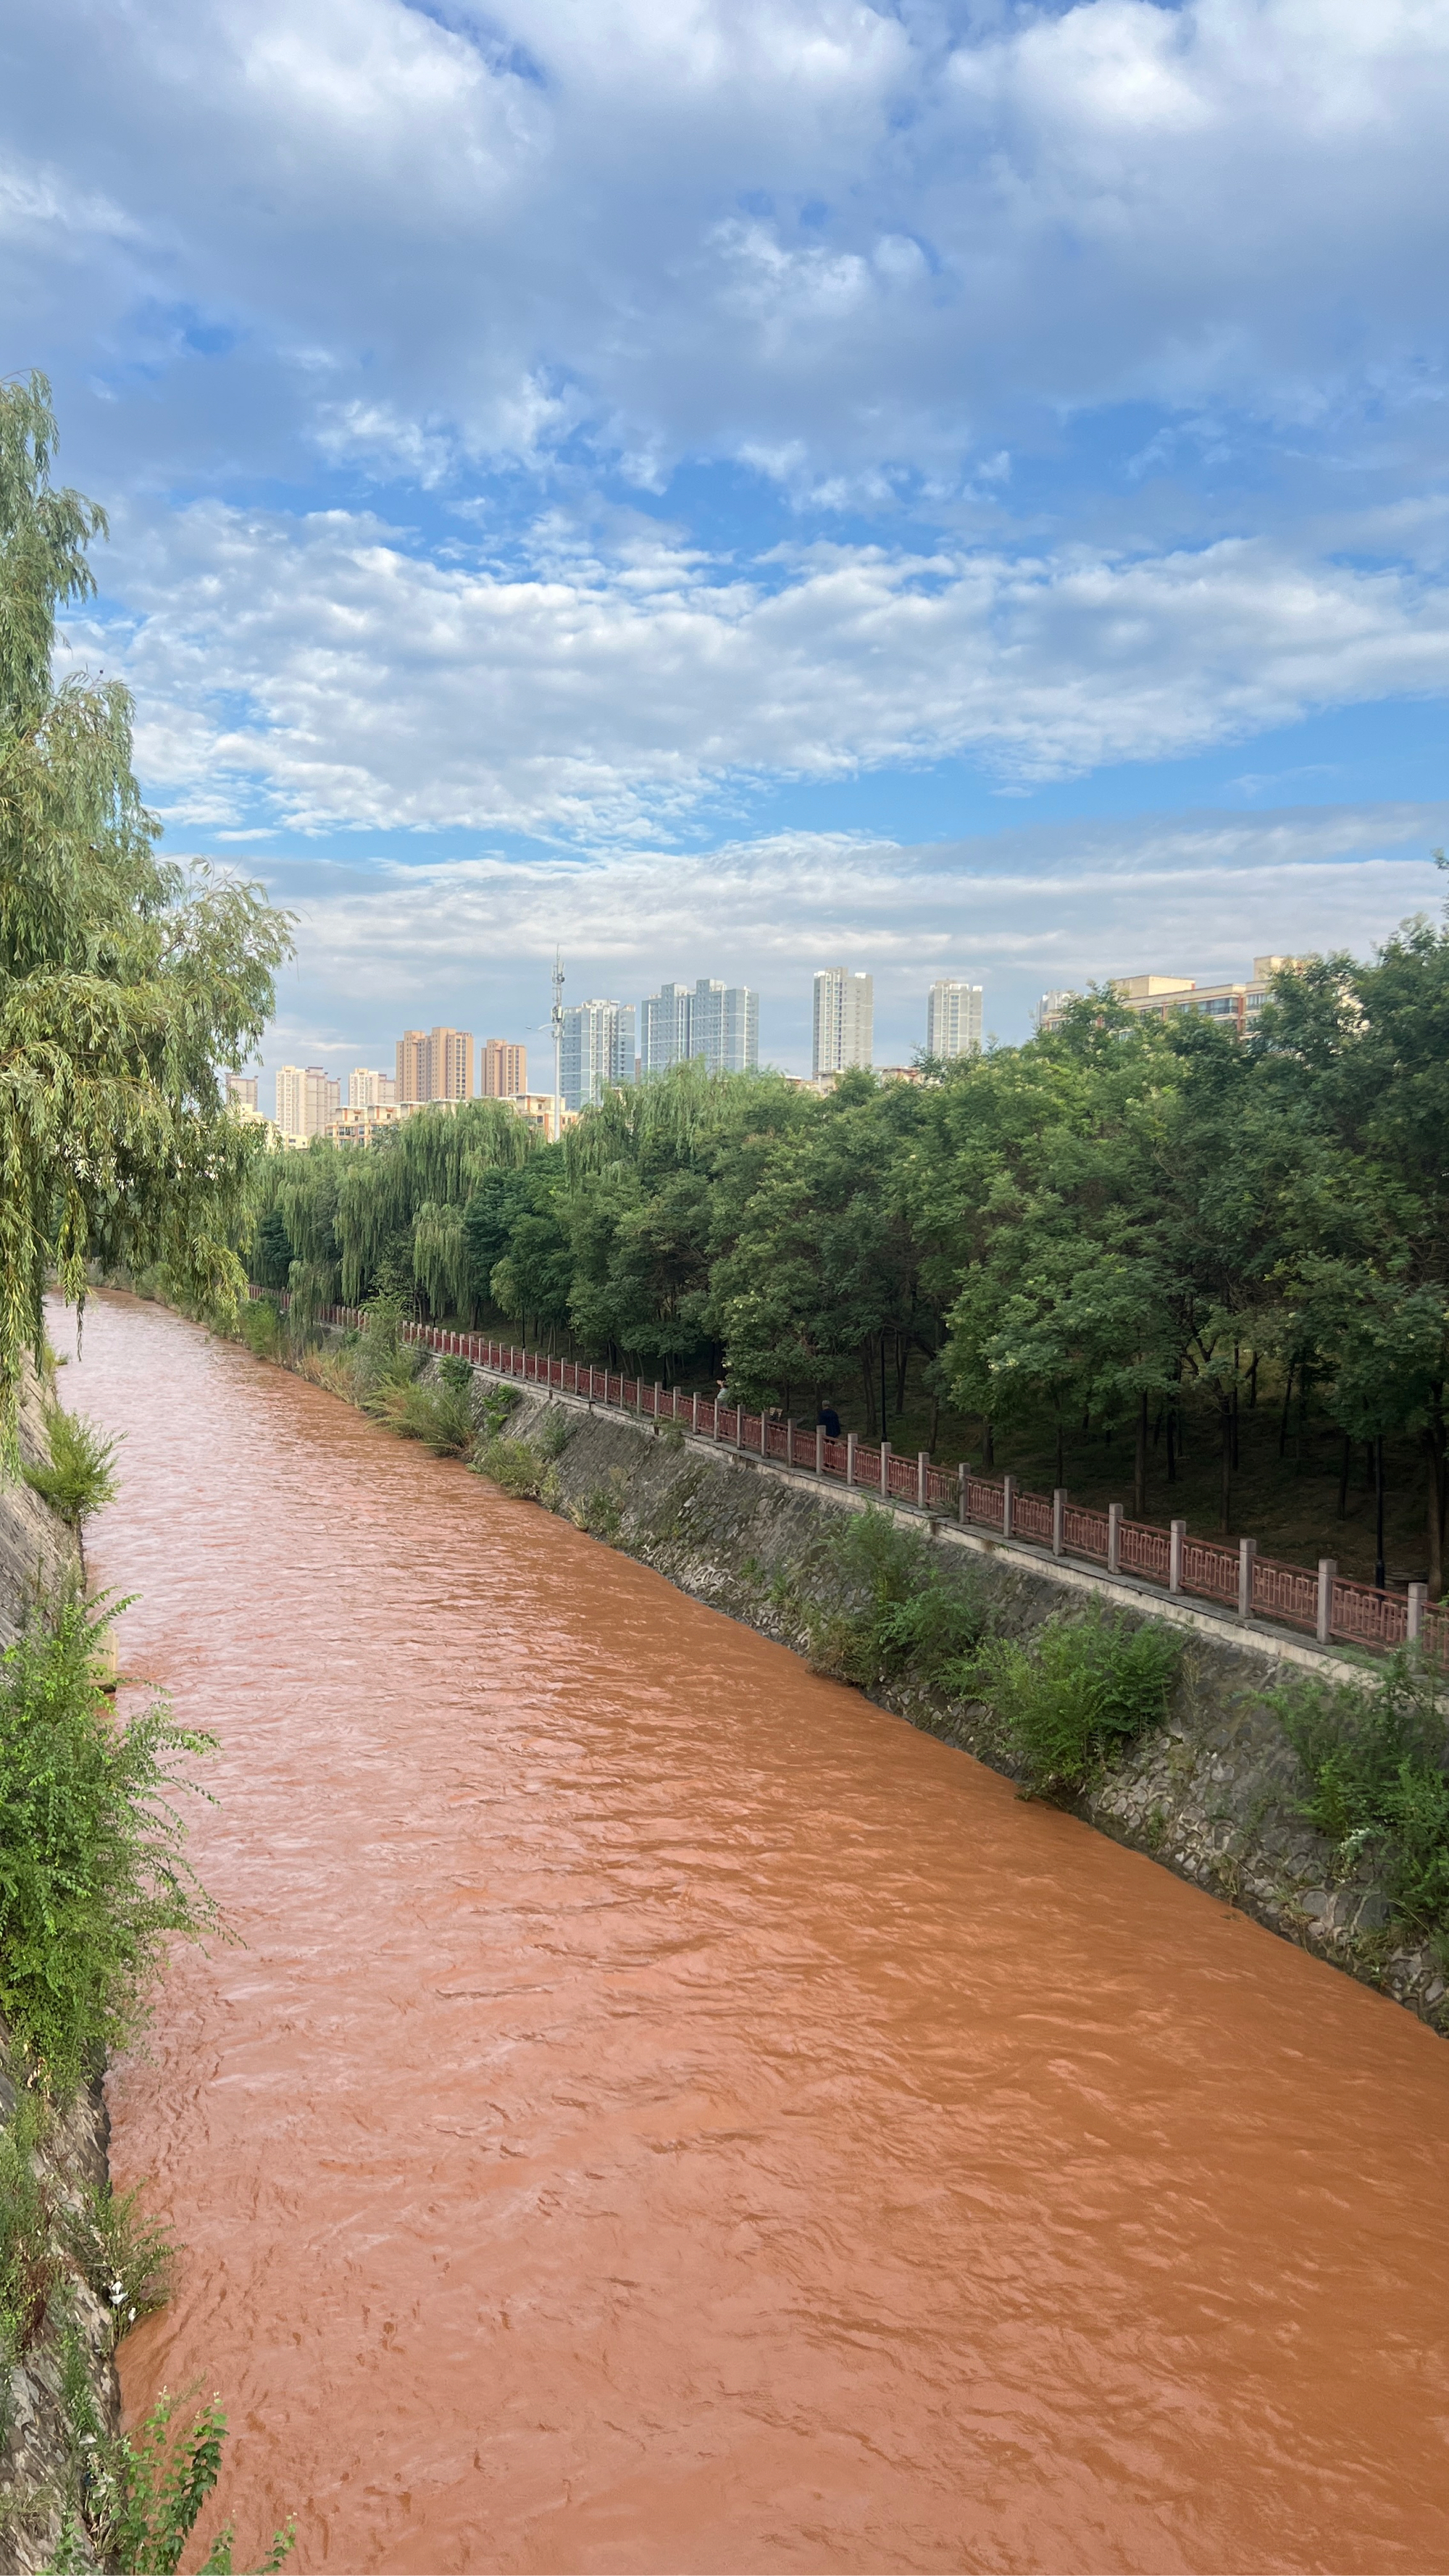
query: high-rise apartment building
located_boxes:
[812,969,873,1078]
[640,982,693,1076]
[690,977,759,1074]
[274,1066,339,1139]
[927,979,983,1061]
[225,1074,259,1111]
[480,1039,527,1098]
[395,1027,475,1103]
[559,1000,636,1112]
[1036,989,1077,1032]
[348,1068,397,1109]
[641,977,759,1077]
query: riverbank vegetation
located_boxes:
[1272,1655,1449,1944]
[250,900,1449,1587]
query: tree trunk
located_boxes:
[1337,1434,1352,1520]
[929,1390,940,1450]
[984,1418,994,1467]
[1248,1352,1258,1409]
[862,1348,877,1437]
[1219,1406,1232,1534]
[1166,1406,1176,1484]
[1055,1418,1064,1486]
[1424,1394,1448,1597]
[1279,1358,1295,1457]
[1134,1391,1148,1520]
[1230,1383,1240,1471]
[895,1332,910,1415]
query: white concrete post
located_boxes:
[846,1431,858,1488]
[692,1392,699,1433]
[1238,1537,1256,1621]
[653,1381,661,1421]
[1107,1502,1122,1576]
[816,1426,824,1476]
[1002,1473,1015,1539]
[1408,1580,1427,1643]
[918,1450,930,1509]
[1316,1557,1337,1646]
[880,1440,891,1498]
[1169,1519,1186,1594]
[1052,1487,1066,1558]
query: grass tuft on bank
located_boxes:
[1271,1654,1449,1946]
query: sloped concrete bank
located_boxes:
[473,1370,1448,2039]
[0,1370,120,2575]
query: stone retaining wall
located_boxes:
[477,1370,1447,2039]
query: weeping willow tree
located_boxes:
[254,1100,538,1310]
[564,1061,804,1184]
[0,372,293,1443]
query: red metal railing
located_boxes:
[260,1292,1448,1670]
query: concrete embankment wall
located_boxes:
[472,1368,1447,2040]
[0,1368,120,2575]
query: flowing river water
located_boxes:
[62,1292,1449,2573]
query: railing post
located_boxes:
[1317,1557,1337,1646]
[692,1392,699,1433]
[1238,1537,1256,1622]
[880,1439,891,1498]
[1052,1486,1066,1557]
[846,1431,857,1488]
[1408,1580,1427,1644]
[761,1410,767,1457]
[917,1450,930,1509]
[1107,1502,1122,1576]
[959,1463,969,1526]
[1169,1519,1185,1594]
[653,1381,661,1424]
[1002,1473,1015,1539]
[816,1426,824,1476]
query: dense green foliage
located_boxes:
[22,1402,120,1529]
[1274,1655,1449,1940]
[964,1608,1184,1797]
[0,372,292,1446]
[255,900,1449,1578]
[0,1599,219,2086]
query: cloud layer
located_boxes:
[85,498,1449,839]
[9,0,1449,490]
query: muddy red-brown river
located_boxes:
[61,1292,1449,2572]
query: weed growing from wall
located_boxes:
[1270,1653,1449,1942]
[472,1437,546,1500]
[0,1600,220,2088]
[52,2342,293,2575]
[964,1607,1183,1798]
[806,1507,991,1689]
[22,1408,120,1532]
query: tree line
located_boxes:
[254,913,1449,1587]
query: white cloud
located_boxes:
[89,499,1449,837]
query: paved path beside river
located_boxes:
[68,1292,1449,2575]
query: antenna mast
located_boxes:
[550,949,564,1144]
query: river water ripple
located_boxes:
[62,1293,1449,2572]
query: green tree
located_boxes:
[0,373,293,1438]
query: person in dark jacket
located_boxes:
[817,1402,841,1437]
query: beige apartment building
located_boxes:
[1040,957,1310,1037]
[275,1064,341,1140]
[396,1026,475,1103]
[480,1039,527,1097]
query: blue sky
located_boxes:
[6,0,1449,1086]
